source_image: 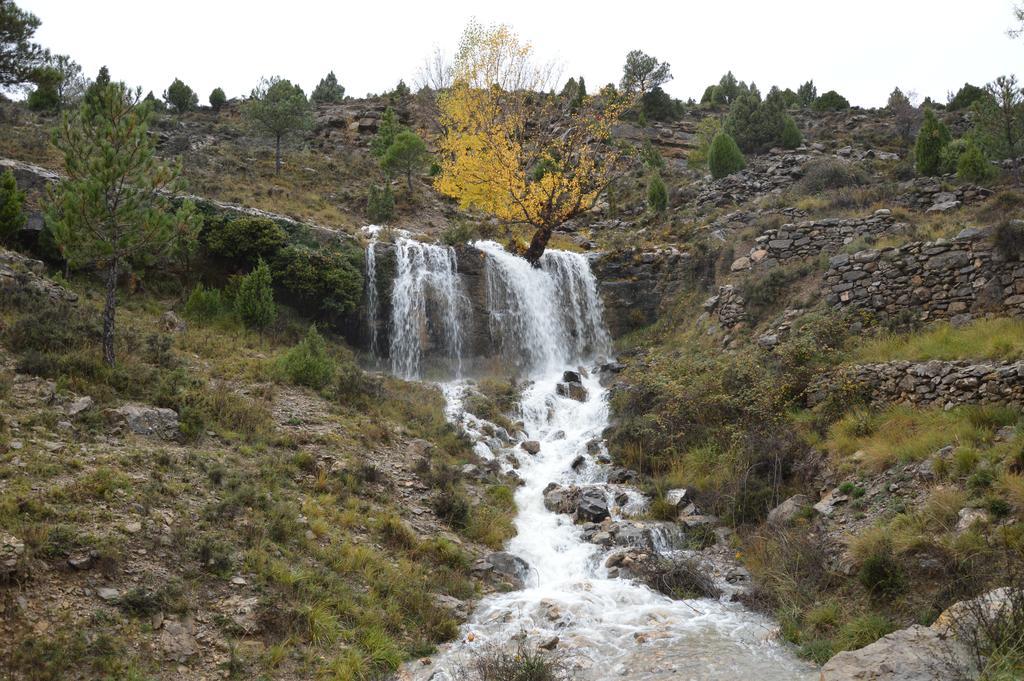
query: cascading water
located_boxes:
[364,227,381,359]
[379,237,815,679]
[387,237,468,380]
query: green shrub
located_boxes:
[183,284,224,321]
[440,221,479,246]
[235,258,276,331]
[858,551,904,597]
[0,169,27,243]
[947,83,988,111]
[276,325,335,390]
[639,140,665,171]
[795,158,866,194]
[366,184,394,223]
[432,485,470,529]
[725,94,787,153]
[813,90,850,111]
[957,140,995,183]
[688,116,722,169]
[460,641,569,681]
[646,171,667,212]
[707,132,745,179]
[209,87,226,111]
[203,215,286,264]
[780,115,802,149]
[914,108,951,176]
[272,244,363,318]
[26,66,61,112]
[163,78,198,113]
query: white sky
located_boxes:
[20,0,1024,108]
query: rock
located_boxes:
[543,483,580,514]
[434,593,471,620]
[1,532,25,580]
[123,520,142,534]
[931,587,1016,637]
[767,494,810,527]
[576,487,610,523]
[813,489,850,517]
[473,552,531,589]
[108,404,181,441]
[159,616,199,662]
[66,396,94,417]
[570,455,586,471]
[606,466,637,484]
[819,624,968,680]
[521,440,541,455]
[97,587,120,602]
[955,507,990,533]
[562,370,582,383]
[926,199,961,213]
[67,550,98,570]
[730,256,751,272]
[537,635,559,650]
[222,595,261,634]
[664,488,694,510]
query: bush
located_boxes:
[646,171,667,212]
[26,67,61,112]
[708,132,746,179]
[994,220,1024,261]
[0,169,26,243]
[813,90,850,111]
[209,87,226,111]
[272,244,363,318]
[276,325,335,389]
[914,108,951,176]
[947,83,989,111]
[957,140,995,183]
[641,86,682,122]
[183,284,224,322]
[366,184,394,223]
[857,550,905,597]
[235,258,276,331]
[687,116,722,169]
[780,115,802,149]
[164,78,198,113]
[794,158,866,194]
[203,215,286,264]
[725,94,787,153]
[440,221,478,246]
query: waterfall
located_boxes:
[474,240,611,373]
[364,228,380,358]
[388,237,468,380]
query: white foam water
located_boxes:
[401,242,816,680]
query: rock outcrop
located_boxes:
[0,248,78,305]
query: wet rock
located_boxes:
[543,483,580,514]
[607,466,637,484]
[766,494,810,527]
[576,487,610,522]
[474,551,531,589]
[434,593,471,620]
[521,440,541,455]
[570,455,586,471]
[556,381,588,402]
[819,624,967,680]
[562,370,582,383]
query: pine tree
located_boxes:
[381,130,430,191]
[235,258,277,331]
[797,81,817,108]
[46,81,197,365]
[164,78,198,113]
[209,87,226,111]
[956,140,995,183]
[914,108,951,176]
[311,71,345,104]
[371,107,404,158]
[243,76,311,174]
[708,132,746,179]
[646,171,667,212]
[0,0,46,87]
[0,169,26,243]
[780,115,802,149]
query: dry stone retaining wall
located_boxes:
[824,228,1024,323]
[808,360,1024,409]
[744,210,906,269]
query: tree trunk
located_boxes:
[406,171,413,192]
[523,225,553,266]
[275,134,282,175]
[102,258,118,367]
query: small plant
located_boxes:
[235,258,277,331]
[0,169,26,244]
[458,640,569,681]
[646,171,668,213]
[858,550,904,597]
[914,108,951,176]
[780,115,802,149]
[440,221,479,246]
[275,325,335,390]
[164,77,198,113]
[183,284,224,322]
[956,140,995,183]
[209,87,226,111]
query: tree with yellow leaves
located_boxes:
[434,20,627,264]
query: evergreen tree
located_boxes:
[914,108,951,176]
[0,0,46,87]
[780,115,802,149]
[797,80,817,108]
[381,130,430,191]
[235,258,277,331]
[956,139,995,183]
[209,87,226,111]
[725,93,787,153]
[707,132,746,179]
[164,78,198,113]
[243,76,312,175]
[26,65,60,112]
[311,71,345,104]
[947,83,988,111]
[620,50,672,96]
[392,79,411,97]
[813,90,850,111]
[46,81,198,365]
[973,75,1024,182]
[366,184,394,223]
[646,171,667,212]
[0,169,26,244]
[371,107,404,158]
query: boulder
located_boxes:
[543,483,580,514]
[767,494,810,527]
[108,404,181,441]
[955,507,989,533]
[521,440,541,455]
[473,551,531,589]
[556,381,588,402]
[813,489,849,517]
[576,487,610,523]
[66,396,94,417]
[819,624,968,680]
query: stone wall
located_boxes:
[897,177,993,213]
[739,210,905,270]
[702,285,747,329]
[593,247,707,338]
[807,360,1024,409]
[824,228,1024,324]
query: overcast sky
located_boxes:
[20,0,1024,108]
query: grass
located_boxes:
[852,318,1024,363]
